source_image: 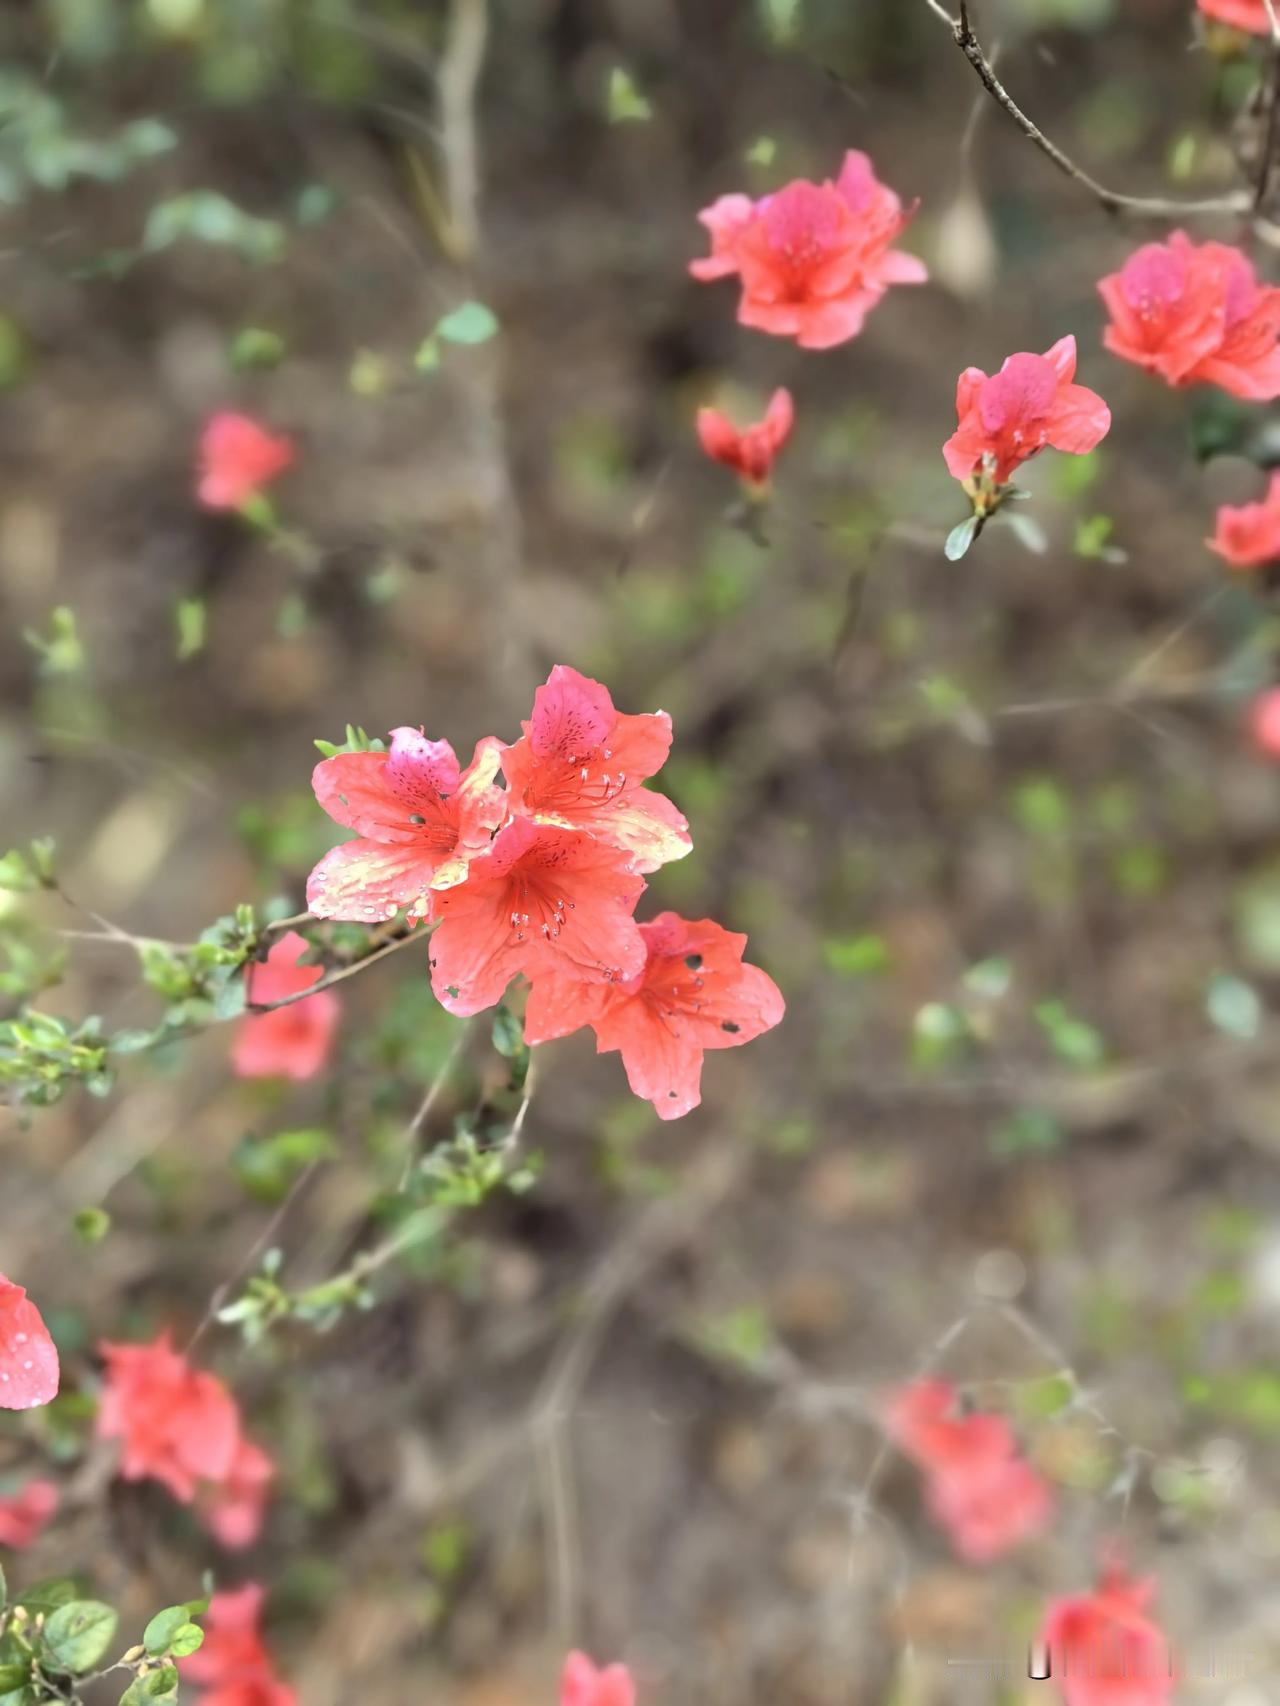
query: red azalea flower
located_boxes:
[501,666,691,875]
[1197,0,1273,32]
[943,335,1111,488]
[882,1379,1054,1562]
[232,931,339,1082]
[98,1332,240,1502]
[202,1437,275,1550]
[98,1332,273,1544]
[307,731,507,922]
[1249,687,1280,756]
[925,1453,1056,1564]
[197,412,295,510]
[0,1274,60,1411]
[524,913,784,1120]
[179,1586,296,1706]
[1039,1567,1175,1706]
[561,1651,636,1706]
[428,818,647,1017]
[1208,470,1280,568]
[690,150,926,350]
[0,1479,59,1549]
[1100,233,1280,400]
[697,388,795,487]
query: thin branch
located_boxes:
[1255,0,1280,211]
[248,924,430,1012]
[397,1021,473,1189]
[437,0,488,262]
[928,0,1250,219]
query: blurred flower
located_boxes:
[690,150,926,349]
[561,1651,636,1706]
[429,818,646,1017]
[1039,1565,1174,1706]
[1099,233,1280,400]
[1197,0,1273,32]
[179,1585,295,1706]
[202,1437,275,1551]
[501,665,691,875]
[524,913,785,1120]
[0,1273,60,1411]
[98,1332,272,1546]
[1249,687,1280,756]
[1208,470,1280,568]
[0,1479,59,1549]
[197,412,295,510]
[232,931,339,1081]
[307,733,507,923]
[697,388,794,489]
[882,1378,1055,1562]
[943,335,1110,492]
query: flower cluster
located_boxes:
[306,666,784,1119]
[0,1272,60,1412]
[1039,1564,1174,1706]
[97,1332,273,1548]
[178,1585,295,1706]
[943,336,1111,516]
[1099,232,1280,401]
[881,1378,1055,1563]
[232,930,341,1081]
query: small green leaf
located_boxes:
[434,301,499,347]
[605,65,652,123]
[42,1600,119,1673]
[491,1006,523,1059]
[73,1206,110,1244]
[944,515,979,561]
[175,597,206,660]
[142,1604,201,1658]
[1206,972,1262,1041]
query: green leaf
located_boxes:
[168,1624,204,1658]
[944,515,979,561]
[605,65,652,123]
[119,1666,178,1705]
[491,1006,523,1059]
[0,1668,27,1697]
[230,327,285,370]
[1206,972,1262,1040]
[16,1577,79,1615]
[42,1600,119,1673]
[175,597,206,661]
[73,1206,110,1244]
[434,301,499,347]
[142,1604,200,1658]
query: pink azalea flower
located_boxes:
[232,931,339,1081]
[561,1651,636,1706]
[881,1378,1055,1562]
[524,913,784,1120]
[179,1585,296,1706]
[1208,470,1280,568]
[1249,686,1280,757]
[501,666,690,876]
[0,1479,59,1549]
[943,335,1111,489]
[1100,234,1280,401]
[307,732,507,923]
[697,388,795,488]
[197,413,295,510]
[1039,1566,1174,1706]
[428,818,647,1018]
[98,1332,274,1546]
[1197,0,1273,32]
[690,150,926,349]
[0,1274,60,1410]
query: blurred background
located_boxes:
[6,0,1280,1700]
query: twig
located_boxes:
[926,0,1251,219]
[1255,0,1280,212]
[396,1021,473,1189]
[437,0,488,262]
[248,924,430,1012]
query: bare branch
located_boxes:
[1255,0,1280,211]
[248,923,429,1012]
[928,0,1250,219]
